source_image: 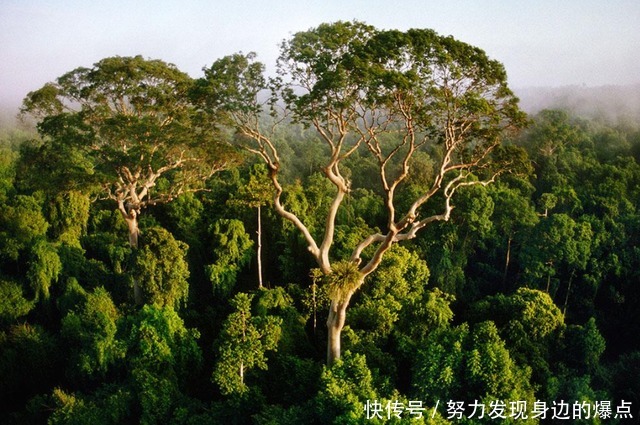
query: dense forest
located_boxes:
[1,22,639,424]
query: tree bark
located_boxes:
[125,214,139,249]
[562,269,576,317]
[503,236,512,286]
[120,206,142,304]
[326,296,351,366]
[257,205,263,289]
[546,268,552,293]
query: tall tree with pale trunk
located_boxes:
[201,22,528,365]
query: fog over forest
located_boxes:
[517,84,640,125]
[2,84,640,133]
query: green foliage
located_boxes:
[545,373,605,425]
[126,305,202,378]
[206,218,253,297]
[210,219,253,266]
[0,323,62,415]
[213,292,282,395]
[525,109,590,157]
[48,388,108,425]
[0,279,33,324]
[0,146,17,201]
[489,181,539,235]
[163,192,205,244]
[82,231,131,276]
[471,288,564,342]
[47,190,90,247]
[325,260,362,303]
[519,214,593,288]
[469,288,565,390]
[313,351,379,423]
[609,351,640,412]
[61,287,124,378]
[0,194,49,261]
[125,305,202,424]
[452,185,495,237]
[197,51,267,118]
[21,55,234,247]
[27,238,62,301]
[416,288,456,338]
[254,286,313,357]
[349,245,438,344]
[56,277,88,314]
[2,24,640,425]
[413,321,535,421]
[255,286,293,314]
[560,317,606,375]
[133,227,190,309]
[232,163,273,209]
[48,386,131,425]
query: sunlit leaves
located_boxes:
[27,239,62,301]
[206,219,253,297]
[133,227,190,309]
[213,292,282,395]
[61,287,124,378]
[198,52,267,118]
[469,288,565,385]
[125,305,202,424]
[21,55,234,246]
[0,194,49,261]
[47,190,90,247]
[473,288,565,342]
[414,321,535,412]
[313,352,379,423]
[0,280,33,324]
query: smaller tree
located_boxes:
[132,227,190,309]
[61,287,124,378]
[125,305,202,424]
[519,214,593,302]
[27,239,62,302]
[46,190,90,247]
[21,55,235,249]
[231,164,273,288]
[560,317,606,375]
[469,288,565,385]
[213,292,282,395]
[206,218,253,297]
[488,182,539,286]
[0,280,33,324]
[0,194,49,262]
[413,321,536,423]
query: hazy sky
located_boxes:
[2,0,639,111]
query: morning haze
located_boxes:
[1,0,639,118]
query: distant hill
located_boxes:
[515,84,640,125]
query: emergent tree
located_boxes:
[201,22,527,365]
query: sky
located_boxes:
[1,0,639,112]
